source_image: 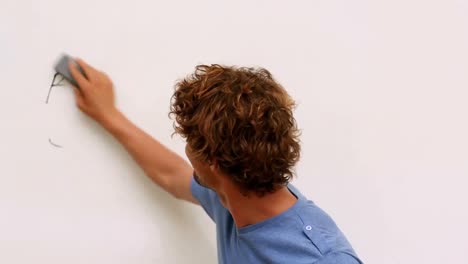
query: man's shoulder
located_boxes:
[190,176,228,222]
[287,184,362,263]
[287,183,341,231]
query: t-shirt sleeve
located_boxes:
[313,252,363,264]
[190,176,223,222]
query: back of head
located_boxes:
[170,64,301,197]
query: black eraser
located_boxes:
[54,53,86,88]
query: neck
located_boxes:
[217,180,298,228]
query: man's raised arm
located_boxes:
[69,58,198,204]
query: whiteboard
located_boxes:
[1,0,467,263]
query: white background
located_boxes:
[1,0,467,263]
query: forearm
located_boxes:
[101,110,193,198]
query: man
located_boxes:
[69,59,362,264]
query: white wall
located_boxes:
[1,0,467,263]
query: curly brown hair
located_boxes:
[170,64,301,197]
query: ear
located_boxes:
[209,158,219,172]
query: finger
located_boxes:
[75,58,99,80]
[69,61,89,91]
[73,85,84,97]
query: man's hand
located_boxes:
[69,58,118,125]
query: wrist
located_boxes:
[99,108,125,132]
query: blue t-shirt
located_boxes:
[190,177,363,264]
